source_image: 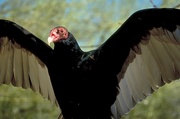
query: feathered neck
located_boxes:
[53,32,83,65]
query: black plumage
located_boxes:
[0,8,180,119]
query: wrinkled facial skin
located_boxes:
[48,26,69,45]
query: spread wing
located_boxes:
[0,20,57,106]
[94,8,180,118]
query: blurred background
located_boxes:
[0,0,180,119]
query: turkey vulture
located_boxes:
[0,8,180,119]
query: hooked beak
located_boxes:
[48,37,53,46]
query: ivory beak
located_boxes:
[48,37,53,46]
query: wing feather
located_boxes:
[119,79,134,109]
[21,48,30,89]
[0,39,9,84]
[111,25,180,118]
[4,41,13,84]
[0,37,57,105]
[28,52,40,92]
[0,19,58,107]
[13,42,24,87]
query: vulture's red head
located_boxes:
[48,26,69,45]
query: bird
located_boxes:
[0,8,180,119]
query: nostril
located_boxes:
[49,26,69,41]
